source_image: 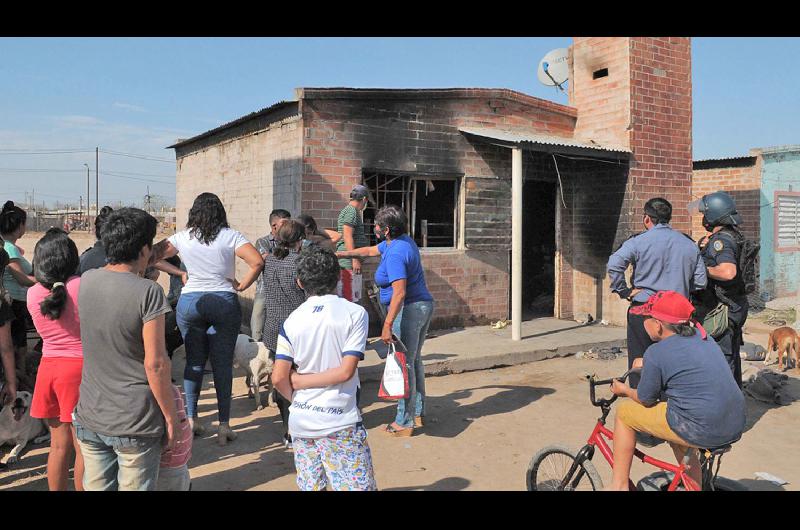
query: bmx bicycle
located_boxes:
[526,369,746,491]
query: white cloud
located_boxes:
[113,102,147,113]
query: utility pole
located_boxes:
[84,163,90,230]
[95,147,99,217]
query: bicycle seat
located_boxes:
[698,444,732,456]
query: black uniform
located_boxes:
[696,228,748,387]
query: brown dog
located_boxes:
[765,326,799,371]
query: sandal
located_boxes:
[384,423,414,437]
[414,416,424,428]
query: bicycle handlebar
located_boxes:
[589,368,642,408]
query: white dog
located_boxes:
[0,391,50,465]
[233,334,275,410]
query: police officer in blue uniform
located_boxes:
[689,191,748,388]
[607,198,708,388]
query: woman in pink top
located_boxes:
[27,228,84,491]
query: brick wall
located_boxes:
[627,37,693,235]
[299,89,577,328]
[568,37,693,325]
[570,37,631,150]
[690,160,761,241]
[173,114,303,316]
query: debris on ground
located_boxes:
[750,307,795,328]
[575,346,625,361]
[754,472,789,486]
[600,319,609,326]
[740,342,767,361]
[742,368,793,406]
[490,319,509,330]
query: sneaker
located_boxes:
[283,434,293,450]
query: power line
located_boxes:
[98,149,174,163]
[0,149,96,155]
[0,168,84,173]
[0,167,174,178]
[103,171,176,184]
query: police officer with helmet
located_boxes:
[689,191,749,388]
[607,197,708,388]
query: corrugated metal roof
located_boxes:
[167,100,299,150]
[458,127,631,154]
[693,155,755,163]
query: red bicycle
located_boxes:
[526,369,746,491]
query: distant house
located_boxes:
[692,145,800,300]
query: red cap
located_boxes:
[630,291,696,324]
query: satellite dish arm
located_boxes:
[543,62,565,92]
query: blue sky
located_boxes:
[1,37,797,208]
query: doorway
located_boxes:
[522,180,557,319]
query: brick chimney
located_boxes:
[569,37,693,233]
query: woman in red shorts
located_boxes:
[27,228,84,490]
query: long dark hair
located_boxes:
[34,228,79,320]
[187,192,229,245]
[273,220,306,260]
[0,201,27,235]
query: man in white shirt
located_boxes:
[272,246,376,491]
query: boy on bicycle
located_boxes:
[608,290,745,491]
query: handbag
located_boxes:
[378,342,410,400]
[702,303,730,340]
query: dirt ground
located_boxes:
[4,231,798,491]
[2,352,798,491]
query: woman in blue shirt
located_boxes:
[337,205,434,437]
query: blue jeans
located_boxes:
[73,420,162,491]
[390,300,434,428]
[176,291,242,423]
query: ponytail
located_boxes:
[273,220,305,260]
[40,282,68,320]
[33,228,79,320]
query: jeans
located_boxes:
[176,291,242,423]
[249,295,266,342]
[390,300,434,428]
[73,420,162,491]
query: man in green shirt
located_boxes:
[336,185,369,300]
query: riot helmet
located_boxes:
[688,191,742,229]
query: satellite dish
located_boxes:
[537,48,569,91]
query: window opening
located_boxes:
[363,172,458,248]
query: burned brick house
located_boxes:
[169,37,693,339]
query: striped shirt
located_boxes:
[160,385,192,469]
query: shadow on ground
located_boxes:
[735,478,786,491]
[383,476,471,491]
[360,381,555,438]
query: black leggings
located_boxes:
[9,300,30,349]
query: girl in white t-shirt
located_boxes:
[155,193,263,446]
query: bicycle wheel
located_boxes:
[526,444,603,491]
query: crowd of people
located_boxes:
[0,188,753,492]
[0,184,437,491]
